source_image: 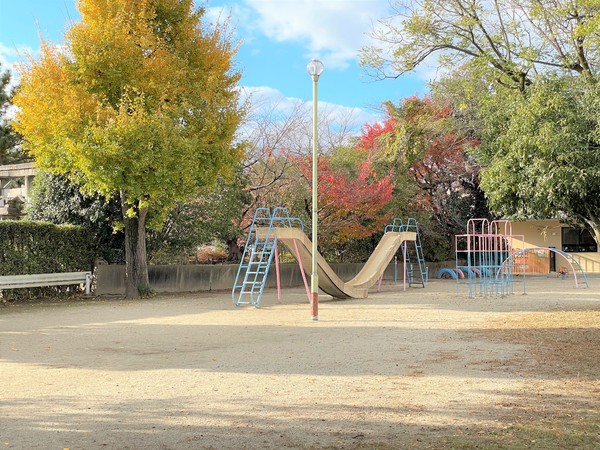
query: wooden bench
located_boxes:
[0,272,92,294]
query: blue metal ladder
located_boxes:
[403,218,428,287]
[232,207,302,307]
[385,218,428,287]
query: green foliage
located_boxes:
[376,99,440,166]
[26,168,252,266]
[12,0,244,296]
[362,0,598,89]
[363,0,600,242]
[367,96,491,254]
[329,145,368,176]
[414,213,454,262]
[26,171,125,263]
[147,169,251,263]
[13,0,244,215]
[0,220,94,300]
[0,62,27,165]
[0,221,93,273]
[320,233,384,263]
[191,170,252,245]
[475,75,600,241]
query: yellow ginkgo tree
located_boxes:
[13,0,244,298]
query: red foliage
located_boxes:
[297,155,395,244]
[359,117,396,152]
[401,98,481,219]
[356,95,482,227]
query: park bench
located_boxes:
[0,271,92,294]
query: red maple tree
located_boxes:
[359,115,396,154]
[296,153,395,246]
[358,96,486,250]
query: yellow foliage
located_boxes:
[13,0,244,224]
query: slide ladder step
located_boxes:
[232,207,301,308]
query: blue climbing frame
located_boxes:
[454,219,526,297]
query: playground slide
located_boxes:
[256,227,416,299]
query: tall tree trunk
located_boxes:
[584,213,600,250]
[226,236,242,262]
[121,192,150,298]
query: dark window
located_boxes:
[561,227,597,252]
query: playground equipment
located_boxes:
[232,207,427,308]
[455,218,526,297]
[231,207,297,307]
[506,247,589,288]
[454,219,590,297]
[436,268,463,280]
[384,218,428,287]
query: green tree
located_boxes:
[362,0,599,90]
[13,0,244,297]
[26,171,125,263]
[475,75,600,243]
[363,0,600,244]
[0,63,27,165]
[374,97,489,259]
[147,168,251,263]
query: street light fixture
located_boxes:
[307,59,323,321]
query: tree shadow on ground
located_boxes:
[2,388,598,450]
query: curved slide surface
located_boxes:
[257,227,416,299]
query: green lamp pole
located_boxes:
[307,59,324,321]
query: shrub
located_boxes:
[0,220,94,300]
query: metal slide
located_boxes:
[256,227,416,299]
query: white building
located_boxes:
[0,162,37,219]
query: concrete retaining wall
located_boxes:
[95,260,455,295]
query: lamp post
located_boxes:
[307,59,323,321]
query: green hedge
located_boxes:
[0,221,94,300]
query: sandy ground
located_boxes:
[1,275,599,449]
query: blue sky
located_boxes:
[0,0,429,127]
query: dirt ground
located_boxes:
[1,275,599,449]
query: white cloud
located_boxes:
[203,6,227,26]
[240,85,294,108]
[238,85,383,152]
[0,42,30,68]
[241,85,381,126]
[204,5,251,28]
[241,0,390,70]
[202,4,258,48]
